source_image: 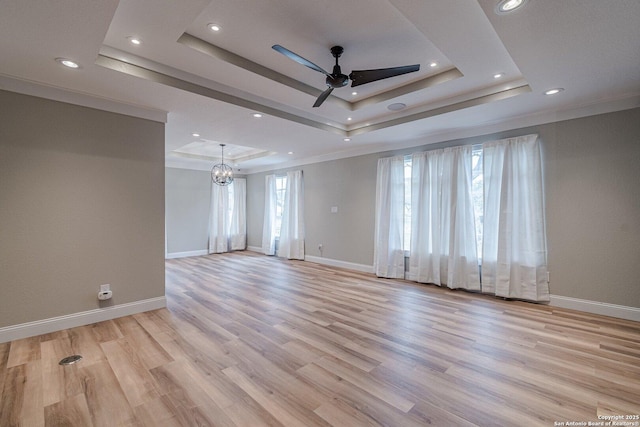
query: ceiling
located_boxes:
[1,0,639,173]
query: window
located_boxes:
[376,135,547,299]
[400,146,484,261]
[209,179,247,254]
[274,175,287,238]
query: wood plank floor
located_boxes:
[2,251,639,426]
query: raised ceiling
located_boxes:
[0,0,638,173]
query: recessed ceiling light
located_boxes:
[56,58,80,69]
[347,117,352,121]
[544,88,564,95]
[493,73,504,79]
[288,151,294,155]
[430,62,438,68]
[496,0,527,14]
[208,23,221,32]
[351,91,358,96]
[252,113,262,118]
[192,133,200,137]
[388,102,406,111]
[344,138,351,142]
[127,36,142,45]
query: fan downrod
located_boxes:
[327,46,348,88]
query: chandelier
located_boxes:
[211,143,234,186]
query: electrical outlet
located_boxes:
[98,284,112,300]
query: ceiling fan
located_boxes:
[272,44,420,108]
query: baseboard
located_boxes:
[304,255,374,274]
[174,250,638,322]
[0,297,167,343]
[550,295,640,322]
[166,249,208,259]
[245,248,373,273]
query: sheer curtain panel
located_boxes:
[278,170,305,260]
[482,134,549,301]
[229,178,246,250]
[262,174,277,255]
[209,179,247,254]
[408,147,480,290]
[208,183,229,254]
[373,156,405,278]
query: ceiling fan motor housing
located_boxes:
[327,67,349,88]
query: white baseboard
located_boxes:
[549,295,640,322]
[166,249,208,259]
[245,248,373,273]
[0,297,167,343]
[304,255,374,274]
[174,249,639,322]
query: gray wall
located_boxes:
[543,109,640,307]
[0,90,166,328]
[165,167,211,254]
[247,107,640,308]
[247,154,379,265]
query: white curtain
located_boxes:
[373,156,405,278]
[408,146,480,290]
[262,174,277,255]
[482,134,549,301]
[209,182,229,254]
[209,179,246,254]
[229,178,246,250]
[278,170,305,260]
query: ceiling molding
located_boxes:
[95,53,535,141]
[348,84,531,136]
[178,33,351,110]
[0,74,167,123]
[244,93,640,175]
[351,68,463,110]
[95,53,346,135]
[169,149,278,163]
[178,33,464,112]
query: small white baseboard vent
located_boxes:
[0,297,166,343]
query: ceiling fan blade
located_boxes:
[272,45,332,78]
[313,87,333,108]
[349,64,420,87]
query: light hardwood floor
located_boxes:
[1,251,639,426]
